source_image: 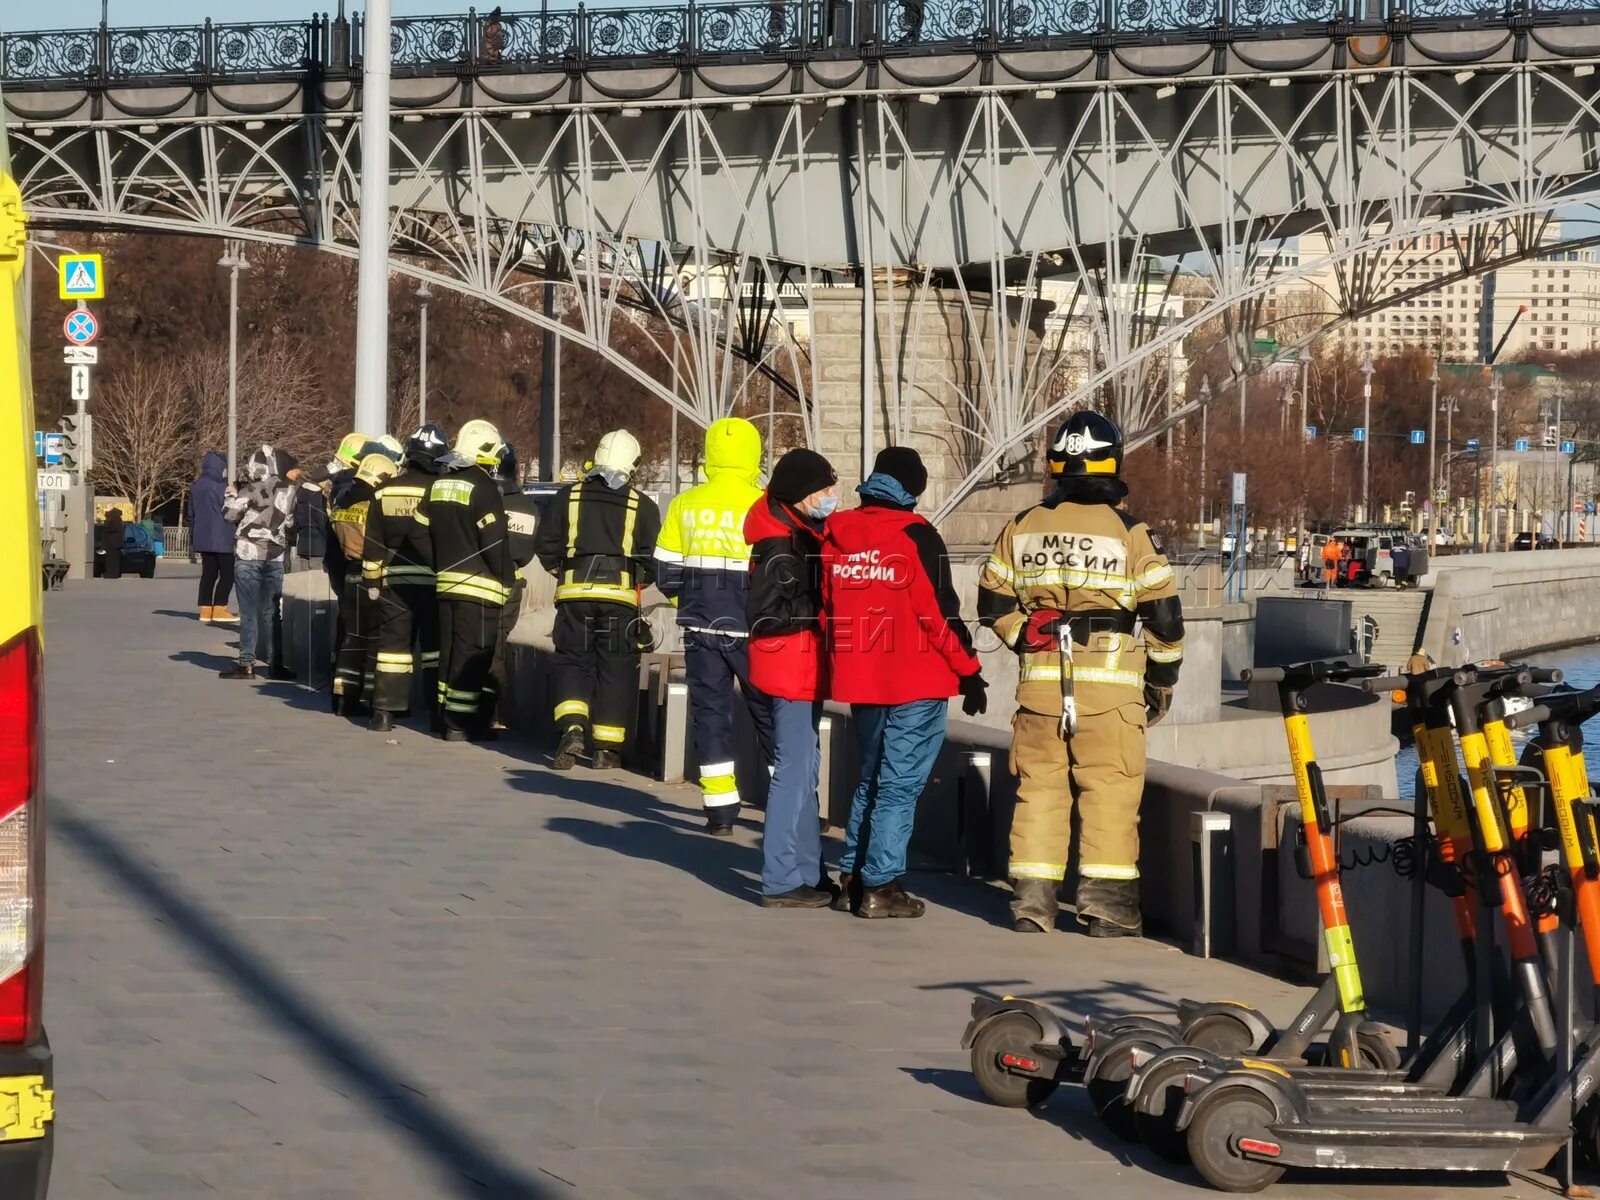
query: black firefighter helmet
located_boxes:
[405,423,450,469]
[1047,410,1123,479]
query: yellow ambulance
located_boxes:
[0,86,57,1197]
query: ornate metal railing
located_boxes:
[0,0,1553,86]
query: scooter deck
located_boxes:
[1257,1118,1564,1173]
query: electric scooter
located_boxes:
[1173,681,1600,1193]
[963,659,1397,1122]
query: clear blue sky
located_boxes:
[13,2,499,29]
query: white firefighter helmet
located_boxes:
[593,429,642,479]
[455,419,506,467]
[375,434,404,462]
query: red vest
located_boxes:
[822,504,979,705]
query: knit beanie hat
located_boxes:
[768,448,837,504]
[872,445,928,498]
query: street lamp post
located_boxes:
[1489,368,1502,550]
[417,281,432,427]
[1427,361,1439,548]
[1198,376,1211,547]
[218,242,249,484]
[1299,347,1311,444]
[1360,356,1374,522]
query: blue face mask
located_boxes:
[811,495,839,518]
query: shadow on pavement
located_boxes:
[507,768,765,904]
[899,1066,1187,1178]
[917,978,1183,1023]
[49,797,564,1200]
[153,608,207,622]
[170,649,239,673]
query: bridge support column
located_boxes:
[352,0,393,437]
[809,283,1049,548]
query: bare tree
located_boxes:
[91,356,192,519]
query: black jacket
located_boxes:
[416,465,513,606]
[744,493,825,639]
[293,481,329,561]
[363,465,439,587]
[534,476,661,608]
[503,487,542,576]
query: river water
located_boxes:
[1393,641,1600,800]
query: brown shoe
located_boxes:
[199,605,214,623]
[856,882,926,919]
[761,886,833,910]
[830,873,859,912]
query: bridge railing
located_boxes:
[0,0,1562,86]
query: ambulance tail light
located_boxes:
[0,629,42,1045]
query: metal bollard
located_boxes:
[1191,810,1235,960]
[660,681,690,783]
[817,715,834,826]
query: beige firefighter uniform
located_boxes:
[978,499,1184,928]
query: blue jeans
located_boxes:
[233,558,284,667]
[841,699,949,887]
[762,697,823,896]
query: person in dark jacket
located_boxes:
[488,443,541,730]
[744,448,838,909]
[292,476,330,570]
[417,420,515,742]
[101,506,125,579]
[363,424,450,733]
[534,429,662,769]
[190,451,235,621]
[823,447,987,919]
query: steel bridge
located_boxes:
[6,0,1600,518]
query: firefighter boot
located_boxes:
[1076,877,1143,939]
[1010,878,1058,933]
[593,749,622,770]
[551,725,586,772]
[370,710,395,733]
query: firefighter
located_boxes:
[329,452,398,715]
[654,417,775,834]
[415,420,515,742]
[978,411,1184,937]
[363,424,450,733]
[487,443,541,730]
[534,429,662,771]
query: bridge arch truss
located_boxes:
[9,34,1600,513]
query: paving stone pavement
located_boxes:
[43,577,1555,1199]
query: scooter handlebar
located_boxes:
[1527,667,1564,685]
[1240,667,1284,683]
[1503,704,1552,731]
[1360,676,1410,694]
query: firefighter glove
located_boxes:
[1145,683,1173,726]
[1021,608,1066,653]
[958,671,988,717]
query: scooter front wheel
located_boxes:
[1186,1088,1286,1194]
[969,1012,1059,1109]
[1183,1013,1258,1056]
[1087,1057,1140,1142]
[1133,1058,1195,1163]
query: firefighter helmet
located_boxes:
[356,453,399,487]
[335,432,372,468]
[495,442,520,485]
[594,429,642,479]
[375,434,404,462]
[455,419,506,467]
[1047,411,1123,478]
[404,423,450,469]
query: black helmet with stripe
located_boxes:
[1047,410,1123,479]
[404,423,450,470]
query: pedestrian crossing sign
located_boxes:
[58,254,104,301]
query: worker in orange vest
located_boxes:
[1320,537,1342,589]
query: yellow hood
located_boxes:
[703,417,762,484]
